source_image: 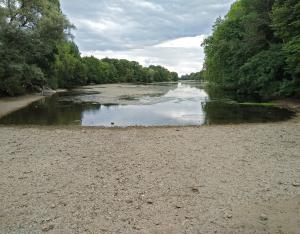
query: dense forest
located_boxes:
[203,0,300,99]
[0,0,178,96]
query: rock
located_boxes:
[292,182,300,187]
[146,200,153,205]
[42,224,54,232]
[191,187,199,193]
[23,170,33,174]
[226,214,233,219]
[259,214,268,221]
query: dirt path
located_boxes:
[0,122,299,233]
[0,95,44,118]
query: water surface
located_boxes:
[0,82,295,126]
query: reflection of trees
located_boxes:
[0,96,102,125]
[203,101,294,125]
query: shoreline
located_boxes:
[0,94,45,119]
[0,87,299,124]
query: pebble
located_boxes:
[292,182,300,187]
[191,187,199,193]
[42,224,54,232]
[259,214,268,221]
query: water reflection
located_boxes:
[0,82,295,126]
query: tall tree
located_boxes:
[203,0,300,98]
[0,0,72,96]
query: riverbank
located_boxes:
[0,94,45,118]
[1,122,299,233]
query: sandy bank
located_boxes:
[0,95,44,118]
[0,122,299,233]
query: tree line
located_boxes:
[0,0,178,96]
[180,71,204,81]
[203,0,299,99]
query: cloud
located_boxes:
[60,0,234,75]
[155,35,205,49]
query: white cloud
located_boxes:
[61,0,234,74]
[155,35,206,49]
[82,35,205,76]
[126,0,164,11]
[76,19,119,33]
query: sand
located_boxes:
[0,95,45,118]
[0,121,300,233]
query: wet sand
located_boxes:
[0,95,44,118]
[0,122,300,233]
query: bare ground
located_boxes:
[0,122,300,233]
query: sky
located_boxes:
[60,0,234,76]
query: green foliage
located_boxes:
[0,0,72,96]
[52,41,87,88]
[181,71,204,81]
[0,0,178,96]
[203,0,300,99]
[81,57,178,85]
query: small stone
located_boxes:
[23,171,33,174]
[154,221,161,226]
[42,224,54,232]
[146,201,153,205]
[292,182,300,187]
[259,214,268,221]
[133,225,142,230]
[226,214,233,219]
[176,204,182,209]
[191,187,199,193]
[50,204,56,209]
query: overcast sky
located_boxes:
[60,0,234,75]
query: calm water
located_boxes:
[0,82,295,126]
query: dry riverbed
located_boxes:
[0,121,300,233]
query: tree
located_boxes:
[202,0,300,98]
[0,0,72,96]
[53,41,87,88]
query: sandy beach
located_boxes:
[0,95,44,118]
[0,121,300,233]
